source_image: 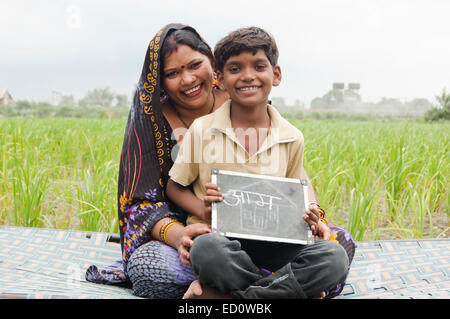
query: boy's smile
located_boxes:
[217,49,281,110]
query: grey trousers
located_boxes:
[189,233,349,299]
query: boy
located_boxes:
[167,26,348,298]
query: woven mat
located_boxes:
[0,226,449,299]
[0,226,138,299]
[337,239,450,298]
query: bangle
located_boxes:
[319,217,328,225]
[309,202,319,209]
[161,220,183,244]
[318,207,326,219]
[162,221,183,244]
[309,202,326,219]
[159,218,177,242]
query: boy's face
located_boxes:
[217,49,281,110]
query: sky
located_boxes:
[1,0,449,106]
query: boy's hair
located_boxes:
[213,26,279,72]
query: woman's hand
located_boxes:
[302,203,330,240]
[302,203,320,231]
[175,223,211,266]
[199,183,224,222]
[313,221,331,240]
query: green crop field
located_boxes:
[1,118,448,241]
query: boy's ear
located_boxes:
[216,71,225,90]
[272,65,282,87]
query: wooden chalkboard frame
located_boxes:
[211,169,314,245]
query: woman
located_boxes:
[85,23,355,299]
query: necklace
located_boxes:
[170,91,215,128]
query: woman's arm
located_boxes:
[151,217,211,266]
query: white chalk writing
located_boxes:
[223,190,282,210]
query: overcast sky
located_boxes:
[1,0,449,106]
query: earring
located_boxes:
[212,72,219,89]
[160,88,167,102]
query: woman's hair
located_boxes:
[213,26,279,72]
[160,28,213,73]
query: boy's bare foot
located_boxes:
[183,280,231,299]
[313,291,326,299]
[183,280,203,299]
[183,280,325,299]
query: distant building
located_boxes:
[333,82,345,90]
[0,88,15,106]
[348,83,360,90]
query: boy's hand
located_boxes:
[200,183,224,222]
[176,223,211,266]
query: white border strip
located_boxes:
[224,232,308,245]
[302,183,314,243]
[302,183,309,212]
[215,169,301,184]
[211,172,217,230]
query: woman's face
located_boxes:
[162,44,214,110]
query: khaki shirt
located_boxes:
[169,100,304,225]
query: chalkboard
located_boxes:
[211,169,314,245]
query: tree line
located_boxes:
[1,87,448,121]
[0,87,132,119]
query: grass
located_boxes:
[0,118,448,241]
[0,118,123,234]
[295,120,449,240]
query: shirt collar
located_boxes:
[211,99,299,143]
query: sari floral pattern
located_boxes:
[324,225,356,298]
[120,188,182,263]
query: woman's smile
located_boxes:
[183,84,202,97]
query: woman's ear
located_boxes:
[272,65,282,87]
[209,55,215,70]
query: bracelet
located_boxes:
[160,220,183,244]
[318,207,326,219]
[309,202,326,219]
[159,218,177,242]
[162,221,183,244]
[319,217,328,226]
